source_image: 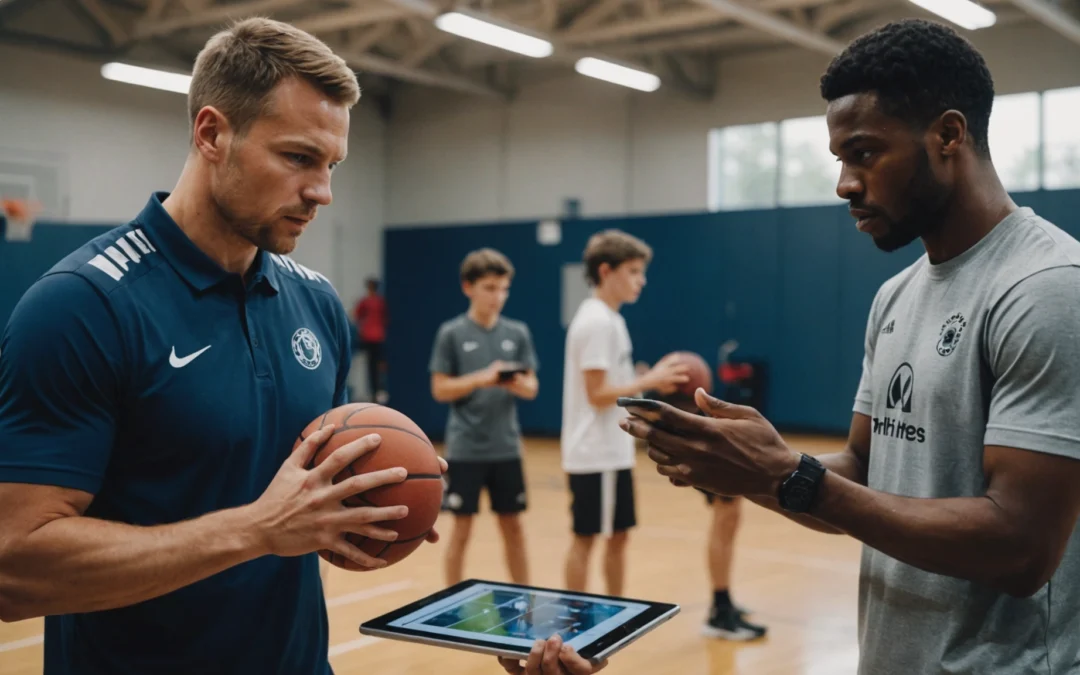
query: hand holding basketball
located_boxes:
[497,634,608,675]
[639,353,689,395]
[249,425,410,570]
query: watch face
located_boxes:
[783,478,813,510]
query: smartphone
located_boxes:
[497,366,528,382]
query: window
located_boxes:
[1043,87,1080,190]
[989,93,1040,192]
[707,122,778,211]
[779,115,842,207]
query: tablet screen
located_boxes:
[387,582,651,651]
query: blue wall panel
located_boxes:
[385,189,1080,439]
[0,221,115,328]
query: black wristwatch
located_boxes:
[778,453,826,513]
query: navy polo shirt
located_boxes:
[0,193,352,674]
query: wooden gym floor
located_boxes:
[0,436,862,675]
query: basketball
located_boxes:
[293,403,444,571]
[668,351,713,396]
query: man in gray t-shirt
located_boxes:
[430,248,539,590]
[612,19,1080,675]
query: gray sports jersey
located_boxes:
[429,314,538,461]
[854,207,1080,675]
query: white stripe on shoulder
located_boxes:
[85,228,158,282]
[272,255,331,286]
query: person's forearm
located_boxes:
[811,473,1040,596]
[589,378,654,409]
[0,505,265,622]
[745,451,865,534]
[433,372,486,402]
[509,374,539,400]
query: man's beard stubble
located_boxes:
[213,155,297,256]
[869,147,951,253]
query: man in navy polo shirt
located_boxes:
[0,18,441,675]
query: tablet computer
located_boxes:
[359,579,679,664]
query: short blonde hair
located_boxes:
[461,248,515,284]
[583,230,652,286]
[188,17,360,136]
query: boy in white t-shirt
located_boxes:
[561,229,688,596]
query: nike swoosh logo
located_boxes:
[169,345,211,368]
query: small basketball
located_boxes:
[668,351,713,395]
[292,403,444,571]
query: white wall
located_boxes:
[0,43,385,306]
[385,18,1080,226]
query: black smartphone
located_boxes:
[616,397,662,410]
[498,367,528,382]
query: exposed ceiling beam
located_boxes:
[72,0,127,45]
[690,0,844,54]
[559,8,732,44]
[605,25,777,55]
[382,0,440,20]
[567,0,632,31]
[291,5,410,34]
[133,0,308,39]
[141,0,166,22]
[539,0,559,29]
[401,32,455,67]
[812,0,886,32]
[341,49,505,98]
[351,21,399,52]
[1004,0,1080,45]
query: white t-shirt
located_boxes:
[561,297,637,474]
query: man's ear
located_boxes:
[934,110,969,158]
[191,106,232,163]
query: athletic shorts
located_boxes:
[442,459,527,515]
[568,469,636,536]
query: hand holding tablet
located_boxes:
[497,633,607,674]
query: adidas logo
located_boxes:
[881,319,895,335]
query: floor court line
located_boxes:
[328,636,383,658]
[0,634,44,653]
[0,579,416,654]
[326,579,416,608]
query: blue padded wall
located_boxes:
[385,189,1080,439]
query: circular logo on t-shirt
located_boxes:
[937,313,967,357]
[291,328,322,370]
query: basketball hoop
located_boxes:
[1,198,40,242]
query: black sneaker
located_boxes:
[702,605,767,641]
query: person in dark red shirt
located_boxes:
[353,277,388,403]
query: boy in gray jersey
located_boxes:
[430,248,539,589]
[616,19,1080,675]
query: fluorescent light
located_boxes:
[435,11,553,58]
[906,0,996,29]
[101,62,192,94]
[574,57,660,92]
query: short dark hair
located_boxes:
[583,230,652,286]
[820,19,995,156]
[460,248,514,284]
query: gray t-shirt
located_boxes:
[854,207,1080,675]
[429,314,538,462]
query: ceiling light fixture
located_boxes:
[100,62,192,94]
[434,11,553,58]
[574,57,660,92]
[906,0,996,30]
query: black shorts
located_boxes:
[568,469,636,536]
[442,459,527,515]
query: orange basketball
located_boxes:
[292,403,443,571]
[668,351,713,396]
